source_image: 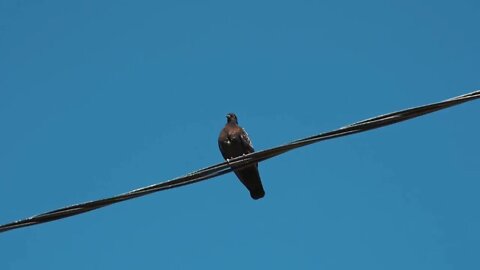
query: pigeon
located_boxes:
[218,113,265,200]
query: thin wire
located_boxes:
[1,90,479,234]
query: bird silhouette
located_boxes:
[218,113,265,200]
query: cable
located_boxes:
[1,90,479,234]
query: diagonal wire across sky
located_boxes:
[1,90,479,234]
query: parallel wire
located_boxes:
[1,90,479,234]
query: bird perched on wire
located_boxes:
[218,113,265,200]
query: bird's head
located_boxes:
[226,113,238,124]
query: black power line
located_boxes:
[1,90,479,234]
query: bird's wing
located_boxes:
[240,128,255,153]
[218,129,231,160]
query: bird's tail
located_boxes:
[250,188,265,200]
[234,165,265,200]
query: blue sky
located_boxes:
[1,1,479,269]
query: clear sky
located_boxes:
[1,1,479,269]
